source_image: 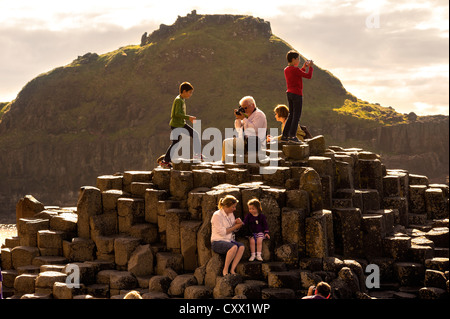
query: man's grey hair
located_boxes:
[239,96,256,108]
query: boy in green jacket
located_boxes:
[161,82,201,168]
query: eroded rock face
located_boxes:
[321,116,449,183]
[142,11,273,46]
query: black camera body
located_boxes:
[235,106,245,116]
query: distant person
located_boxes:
[222,96,267,162]
[302,282,331,299]
[210,195,245,276]
[243,198,270,261]
[124,290,143,299]
[160,82,202,168]
[281,50,313,143]
[267,104,312,142]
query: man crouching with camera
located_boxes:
[221,96,267,162]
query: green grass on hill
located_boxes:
[333,99,407,126]
[0,102,10,120]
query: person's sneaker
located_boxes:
[160,160,172,169]
[280,136,289,142]
[288,137,302,144]
[248,255,256,262]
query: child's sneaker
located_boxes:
[160,161,172,169]
[288,137,302,144]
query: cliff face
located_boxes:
[0,135,168,223]
[0,12,447,222]
[375,117,449,156]
[375,117,449,182]
[316,116,449,183]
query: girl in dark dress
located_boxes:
[243,199,270,261]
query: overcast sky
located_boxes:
[0,0,448,115]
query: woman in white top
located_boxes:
[210,195,245,276]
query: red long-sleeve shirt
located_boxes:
[284,65,313,96]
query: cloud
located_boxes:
[0,22,157,101]
[337,66,449,114]
[269,1,448,115]
[271,5,448,67]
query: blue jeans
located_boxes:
[211,240,244,255]
[282,92,303,138]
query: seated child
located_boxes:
[243,199,270,261]
[267,104,308,142]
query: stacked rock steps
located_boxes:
[1,135,448,299]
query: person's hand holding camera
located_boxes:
[234,108,245,120]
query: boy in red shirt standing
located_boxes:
[281,50,313,143]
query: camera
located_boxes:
[235,106,245,116]
[311,286,316,294]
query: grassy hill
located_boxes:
[0,13,358,143]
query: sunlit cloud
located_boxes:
[413,102,449,116]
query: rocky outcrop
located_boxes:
[141,10,272,46]
[318,115,449,183]
[1,136,448,299]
